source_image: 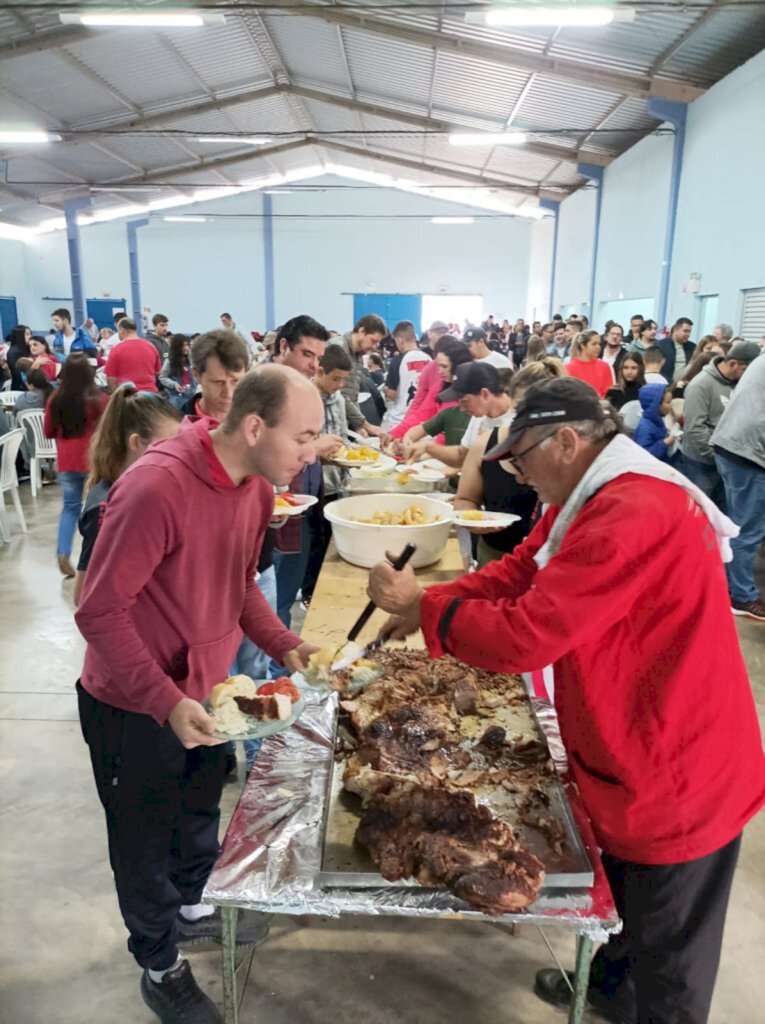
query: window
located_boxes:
[421,295,483,333]
[740,288,765,344]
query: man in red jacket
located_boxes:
[368,378,764,1024]
[75,364,323,1024]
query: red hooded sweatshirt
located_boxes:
[420,474,765,864]
[75,417,301,724]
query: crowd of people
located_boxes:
[1,301,764,1024]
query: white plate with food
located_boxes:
[330,445,396,469]
[273,492,318,516]
[452,510,521,532]
[421,458,450,472]
[207,675,305,741]
[293,646,384,695]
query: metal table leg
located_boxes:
[567,933,594,1024]
[221,906,239,1024]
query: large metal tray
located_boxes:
[316,701,594,891]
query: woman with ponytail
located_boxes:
[73,386,182,605]
[158,333,193,408]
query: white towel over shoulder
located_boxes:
[534,433,739,570]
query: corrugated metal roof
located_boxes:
[431,52,531,122]
[264,16,350,92]
[62,35,206,109]
[1,49,125,125]
[0,3,762,228]
[339,27,436,107]
[517,76,623,133]
[661,9,765,85]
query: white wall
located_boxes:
[595,130,672,322]
[553,47,765,335]
[554,186,596,315]
[1,176,542,335]
[526,216,554,323]
[668,48,765,330]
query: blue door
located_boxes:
[86,298,128,330]
[352,294,422,332]
[0,296,19,338]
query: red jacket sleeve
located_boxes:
[75,469,187,724]
[421,500,645,672]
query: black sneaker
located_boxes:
[533,968,635,1024]
[731,598,765,622]
[176,908,272,950]
[140,959,222,1024]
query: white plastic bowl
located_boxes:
[324,493,455,569]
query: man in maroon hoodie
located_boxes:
[368,379,764,1024]
[75,364,322,1024]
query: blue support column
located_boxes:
[127,218,149,326]
[263,192,275,330]
[647,98,687,330]
[63,197,92,326]
[539,198,560,319]
[576,163,604,319]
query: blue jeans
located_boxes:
[272,517,311,629]
[226,566,278,772]
[715,452,765,603]
[682,456,727,511]
[57,470,86,557]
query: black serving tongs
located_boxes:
[330,543,417,671]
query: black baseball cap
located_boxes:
[484,378,608,460]
[463,326,486,344]
[437,361,501,403]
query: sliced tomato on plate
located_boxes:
[273,676,301,703]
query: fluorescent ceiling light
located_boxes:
[431,217,474,225]
[0,130,59,144]
[450,131,527,147]
[164,215,207,223]
[264,189,293,195]
[196,136,273,146]
[60,11,226,28]
[480,6,623,28]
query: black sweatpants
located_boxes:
[77,683,227,971]
[589,834,742,1024]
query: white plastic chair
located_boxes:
[0,428,27,542]
[1,390,25,406]
[2,378,11,392]
[16,409,57,498]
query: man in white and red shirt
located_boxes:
[385,320,432,428]
[105,317,161,392]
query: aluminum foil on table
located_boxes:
[204,692,620,942]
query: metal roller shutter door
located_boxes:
[740,288,765,342]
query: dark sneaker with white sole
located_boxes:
[140,959,222,1024]
[533,969,636,1024]
[731,598,765,622]
[176,908,272,949]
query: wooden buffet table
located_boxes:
[300,537,464,650]
[207,537,619,1024]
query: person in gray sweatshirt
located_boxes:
[710,349,765,621]
[681,341,760,505]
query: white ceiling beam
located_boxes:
[319,138,550,197]
[285,85,612,167]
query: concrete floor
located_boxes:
[1,485,763,1024]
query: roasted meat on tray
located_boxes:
[338,649,548,912]
[357,780,545,914]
